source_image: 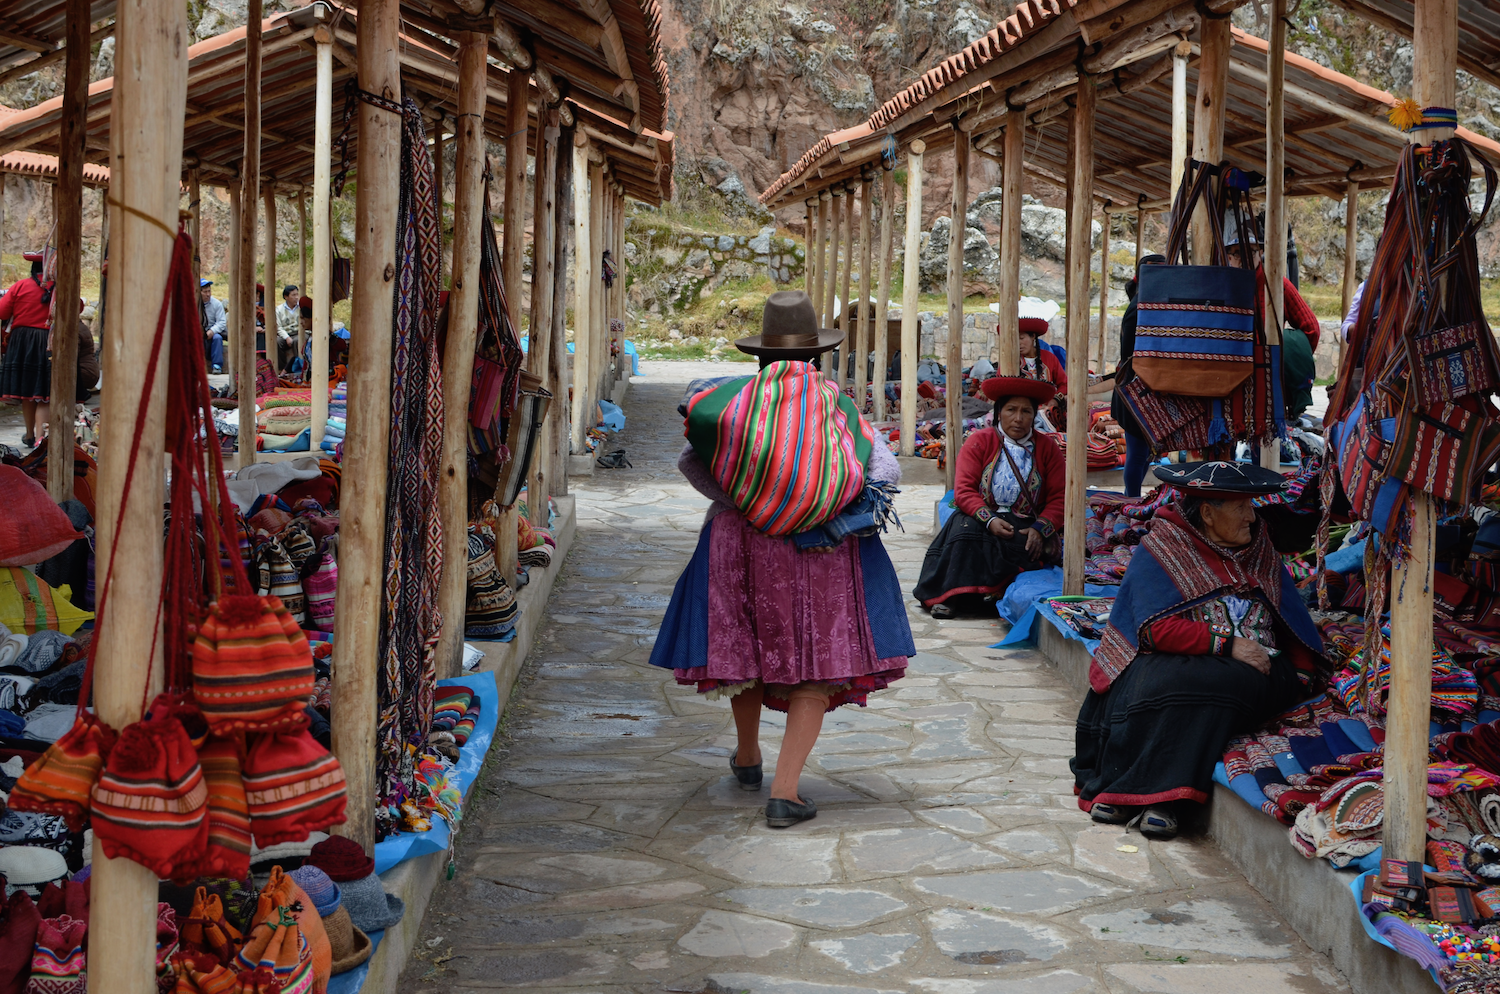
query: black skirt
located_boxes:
[0,325,51,402]
[1072,650,1304,810]
[913,510,1049,608]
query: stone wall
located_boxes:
[909,310,1123,367]
[624,220,804,315]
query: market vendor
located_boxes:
[0,253,53,448]
[913,376,1064,619]
[1073,461,1329,839]
[651,289,914,830]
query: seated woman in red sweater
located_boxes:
[913,376,1065,618]
[1072,461,1329,840]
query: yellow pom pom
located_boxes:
[1388,97,1424,131]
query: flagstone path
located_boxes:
[397,360,1351,994]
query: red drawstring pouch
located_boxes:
[6,707,116,832]
[173,732,252,882]
[90,707,209,879]
[24,914,86,994]
[192,595,315,734]
[243,722,347,847]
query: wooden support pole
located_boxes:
[805,199,816,296]
[873,165,895,422]
[1340,178,1359,367]
[614,189,626,386]
[1260,0,1286,471]
[588,162,605,414]
[227,185,239,380]
[95,187,108,345]
[263,184,277,368]
[0,175,6,277]
[47,0,89,502]
[90,0,187,988]
[235,0,262,468]
[998,108,1024,377]
[298,187,307,304]
[434,30,488,682]
[551,125,575,493]
[899,140,924,457]
[1190,20,1229,264]
[189,167,201,282]
[945,127,969,490]
[497,65,530,587]
[1171,39,1191,200]
[1095,207,1110,373]
[1063,78,1096,596]
[527,109,559,527]
[817,191,832,330]
[310,10,332,451]
[1384,0,1456,865]
[856,173,873,409]
[330,0,401,856]
[826,188,842,343]
[1135,204,1145,267]
[839,184,855,385]
[569,135,591,452]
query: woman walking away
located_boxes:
[652,290,915,828]
[0,253,54,448]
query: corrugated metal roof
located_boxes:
[0,1,115,77]
[1321,0,1500,92]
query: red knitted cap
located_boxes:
[307,835,374,883]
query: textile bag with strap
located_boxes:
[1385,389,1500,507]
[1133,161,1259,398]
[329,238,350,304]
[494,371,553,508]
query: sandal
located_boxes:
[1089,802,1138,825]
[1138,806,1179,839]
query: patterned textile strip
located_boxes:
[477,178,525,421]
[376,97,446,813]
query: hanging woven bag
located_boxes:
[192,595,315,734]
[242,721,347,847]
[171,731,252,883]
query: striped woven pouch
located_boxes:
[91,712,209,880]
[242,725,347,847]
[7,712,116,831]
[192,595,315,734]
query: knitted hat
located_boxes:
[250,831,328,872]
[322,907,371,975]
[336,875,403,934]
[0,849,65,893]
[288,866,340,917]
[305,837,373,883]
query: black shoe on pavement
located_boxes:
[729,750,763,791]
[766,796,816,828]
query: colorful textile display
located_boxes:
[374,97,447,833]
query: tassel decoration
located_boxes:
[1389,98,1424,132]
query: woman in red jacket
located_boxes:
[0,253,53,448]
[914,376,1066,618]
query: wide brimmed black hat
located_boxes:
[735,290,843,359]
[1155,460,1288,497]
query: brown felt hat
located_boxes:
[324,906,372,974]
[735,290,843,359]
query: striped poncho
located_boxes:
[685,360,874,537]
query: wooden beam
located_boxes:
[235,0,263,469]
[814,191,830,329]
[497,64,529,585]
[945,127,969,490]
[1219,54,1405,141]
[91,0,186,987]
[0,20,112,89]
[435,31,488,681]
[569,133,591,452]
[47,0,89,502]
[873,165,895,422]
[899,139,924,457]
[1190,19,1228,264]
[331,0,402,857]
[310,15,332,451]
[856,173,873,408]
[1063,81,1096,597]
[527,108,559,528]
[1081,1,1196,74]
[0,26,52,53]
[825,187,841,333]
[1260,0,1286,470]
[263,183,277,368]
[804,199,817,302]
[838,183,854,384]
[998,108,1024,377]
[502,0,605,47]
[1096,204,1110,374]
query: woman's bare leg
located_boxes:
[730,683,764,766]
[770,685,830,800]
[20,400,36,439]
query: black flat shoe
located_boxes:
[729,750,763,791]
[929,603,954,619]
[766,796,816,828]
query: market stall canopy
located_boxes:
[0,6,673,205]
[0,0,114,89]
[1319,0,1500,91]
[760,0,1500,210]
[0,149,108,188]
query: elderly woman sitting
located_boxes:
[1072,461,1329,839]
[914,377,1064,618]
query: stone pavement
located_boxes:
[397,361,1351,994]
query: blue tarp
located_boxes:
[992,567,1116,655]
[521,337,640,375]
[1350,870,1444,987]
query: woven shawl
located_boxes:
[375,97,445,813]
[685,360,873,536]
[1090,504,1326,693]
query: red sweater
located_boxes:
[1143,614,1320,673]
[953,428,1066,537]
[1257,268,1321,351]
[0,277,50,329]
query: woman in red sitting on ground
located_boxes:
[914,376,1065,618]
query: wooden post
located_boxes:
[588,162,605,413]
[856,173,873,409]
[95,187,108,344]
[873,165,895,422]
[497,66,530,587]
[998,108,1024,377]
[47,0,89,502]
[0,174,6,279]
[309,8,332,451]
[1171,39,1191,200]
[825,187,842,346]
[804,199,816,296]
[91,0,188,989]
[235,0,262,468]
[614,188,626,387]
[434,30,488,682]
[298,187,307,304]
[899,140,924,457]
[1062,77,1096,596]
[838,184,855,386]
[226,185,239,380]
[551,125,574,493]
[1095,207,1109,374]
[1260,0,1286,471]
[818,190,833,331]
[1190,20,1229,264]
[568,136,591,452]
[330,0,401,856]
[1384,0,1456,865]
[1135,203,1145,268]
[1340,178,1359,367]
[188,167,201,282]
[527,109,559,527]
[945,126,969,490]
[263,185,277,368]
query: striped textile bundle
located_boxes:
[7,712,116,829]
[464,525,517,638]
[304,542,338,630]
[255,539,306,625]
[453,699,480,746]
[242,726,348,846]
[430,686,472,734]
[172,733,252,881]
[686,360,873,537]
[192,595,316,733]
[91,714,210,879]
[26,915,86,994]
